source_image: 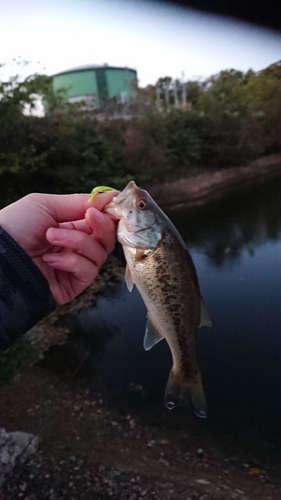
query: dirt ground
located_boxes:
[0,363,281,500]
[1,159,281,499]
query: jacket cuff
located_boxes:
[0,226,56,351]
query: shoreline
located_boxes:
[148,154,281,210]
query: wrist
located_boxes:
[0,226,56,351]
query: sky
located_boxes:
[0,0,280,86]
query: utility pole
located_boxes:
[165,83,169,108]
[173,79,179,109]
[156,85,162,111]
[182,71,187,108]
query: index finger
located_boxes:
[45,191,119,223]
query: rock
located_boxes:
[0,427,39,486]
[10,431,39,455]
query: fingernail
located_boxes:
[43,253,58,263]
[48,228,66,243]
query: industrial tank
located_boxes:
[52,64,137,109]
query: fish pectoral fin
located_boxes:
[125,265,134,292]
[135,248,153,261]
[199,299,212,328]
[135,248,146,261]
[143,316,164,351]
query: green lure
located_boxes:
[88,185,116,202]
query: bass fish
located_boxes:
[105,181,212,418]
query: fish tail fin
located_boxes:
[164,369,207,418]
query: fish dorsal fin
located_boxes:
[125,264,134,292]
[199,299,212,328]
[143,316,164,351]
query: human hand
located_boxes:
[0,192,118,304]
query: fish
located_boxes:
[105,181,212,418]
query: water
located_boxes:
[44,180,281,443]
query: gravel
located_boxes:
[1,453,212,500]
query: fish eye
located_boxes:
[137,200,146,210]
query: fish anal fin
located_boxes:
[199,299,212,328]
[143,316,164,351]
[125,265,134,292]
[164,369,207,418]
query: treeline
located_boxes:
[0,61,281,207]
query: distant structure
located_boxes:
[52,64,138,110]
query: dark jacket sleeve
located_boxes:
[0,226,56,352]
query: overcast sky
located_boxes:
[0,0,280,86]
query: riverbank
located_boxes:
[1,262,281,498]
[149,154,281,210]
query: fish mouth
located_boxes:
[104,181,138,220]
[104,199,123,219]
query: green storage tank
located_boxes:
[52,64,137,109]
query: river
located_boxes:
[44,179,281,447]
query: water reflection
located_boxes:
[171,181,281,267]
[43,179,281,442]
[171,181,281,439]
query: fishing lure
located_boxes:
[88,186,116,202]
